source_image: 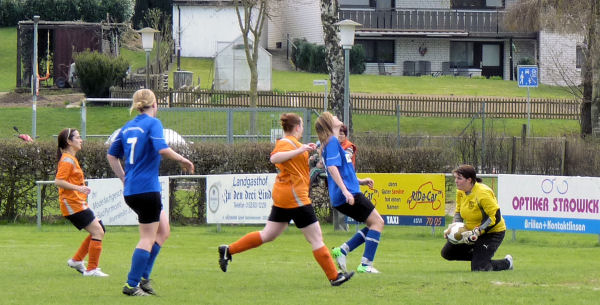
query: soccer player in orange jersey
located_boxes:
[55,128,108,277]
[218,113,354,286]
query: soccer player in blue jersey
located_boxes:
[107,89,194,296]
[315,112,385,274]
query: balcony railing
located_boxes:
[339,9,535,37]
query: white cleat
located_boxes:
[505,254,514,270]
[67,259,86,274]
[83,268,109,277]
[357,265,380,274]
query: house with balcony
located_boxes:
[174,0,583,86]
[269,0,582,86]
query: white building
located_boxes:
[173,0,583,86]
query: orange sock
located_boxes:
[73,235,92,261]
[86,239,103,271]
[313,246,338,281]
[229,231,263,255]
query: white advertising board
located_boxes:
[87,177,169,225]
[206,174,276,224]
[498,174,600,234]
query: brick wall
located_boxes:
[539,30,583,86]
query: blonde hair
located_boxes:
[130,89,156,115]
[315,111,335,145]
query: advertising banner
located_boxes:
[206,174,276,224]
[498,174,600,234]
[356,173,446,227]
[87,177,169,225]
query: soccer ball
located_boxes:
[445,222,468,244]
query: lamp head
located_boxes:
[334,19,361,48]
[137,27,159,52]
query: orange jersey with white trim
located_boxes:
[271,136,311,208]
[56,153,89,216]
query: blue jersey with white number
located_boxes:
[322,136,360,207]
[108,114,169,196]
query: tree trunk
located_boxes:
[581,34,592,135]
[320,1,345,120]
[591,0,600,135]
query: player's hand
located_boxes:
[180,158,195,173]
[443,227,450,239]
[361,178,374,189]
[472,227,482,237]
[461,230,478,245]
[306,143,317,151]
[78,185,91,195]
[343,190,354,205]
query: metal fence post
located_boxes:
[81,99,87,140]
[303,109,311,143]
[227,109,233,144]
[36,182,41,230]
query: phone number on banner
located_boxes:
[346,215,445,226]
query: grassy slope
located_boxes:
[0,27,17,91]
[1,224,599,305]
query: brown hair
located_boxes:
[56,128,77,162]
[339,125,348,136]
[130,89,156,115]
[315,112,335,145]
[452,164,482,184]
[280,113,302,133]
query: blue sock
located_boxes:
[341,227,369,255]
[361,230,381,266]
[127,248,151,287]
[142,242,161,280]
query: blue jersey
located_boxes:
[108,114,169,196]
[322,136,360,207]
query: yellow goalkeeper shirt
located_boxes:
[455,182,506,234]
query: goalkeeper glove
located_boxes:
[461,230,478,244]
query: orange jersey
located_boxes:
[271,136,311,208]
[56,153,89,216]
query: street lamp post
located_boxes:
[335,20,361,131]
[137,27,158,89]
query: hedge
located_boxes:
[0,140,449,224]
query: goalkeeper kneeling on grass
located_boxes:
[441,164,513,272]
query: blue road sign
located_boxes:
[518,65,538,87]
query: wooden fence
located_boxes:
[110,88,580,119]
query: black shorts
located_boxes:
[65,208,96,230]
[124,192,162,224]
[334,193,375,223]
[268,204,318,229]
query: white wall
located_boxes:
[539,30,582,86]
[173,5,265,58]
[280,0,324,46]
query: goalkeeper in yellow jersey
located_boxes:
[441,164,513,271]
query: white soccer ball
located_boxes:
[445,222,468,244]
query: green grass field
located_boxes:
[0,106,579,141]
[1,224,599,304]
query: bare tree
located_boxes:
[504,0,600,135]
[320,0,349,130]
[233,0,271,134]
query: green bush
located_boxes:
[292,39,365,74]
[0,0,134,26]
[350,44,366,74]
[0,0,24,26]
[74,50,129,97]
